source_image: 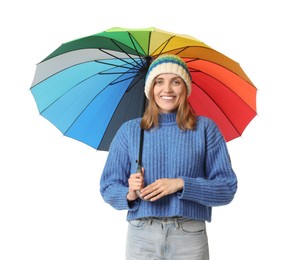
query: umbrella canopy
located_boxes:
[31,27,257,151]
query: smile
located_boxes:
[161,96,175,100]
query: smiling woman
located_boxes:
[141,55,196,131]
[100,54,238,260]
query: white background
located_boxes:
[1,0,288,259]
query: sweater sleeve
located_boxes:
[99,123,140,211]
[178,119,238,206]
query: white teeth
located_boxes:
[161,96,174,100]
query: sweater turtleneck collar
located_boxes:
[158,113,177,124]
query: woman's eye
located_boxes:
[155,80,163,85]
[172,79,181,85]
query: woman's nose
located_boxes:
[163,82,172,91]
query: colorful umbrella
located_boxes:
[30,27,257,151]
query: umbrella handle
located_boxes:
[136,128,146,200]
[136,190,144,199]
[136,164,146,200]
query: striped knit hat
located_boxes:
[144,54,192,99]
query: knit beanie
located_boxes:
[144,54,192,99]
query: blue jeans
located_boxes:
[126,217,209,260]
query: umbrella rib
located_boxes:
[108,39,144,68]
[95,61,143,85]
[125,70,147,92]
[150,36,201,60]
[109,72,139,86]
[103,66,147,87]
[151,36,175,57]
[127,32,148,67]
[94,59,140,74]
[97,48,142,69]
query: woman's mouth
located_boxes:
[161,95,175,100]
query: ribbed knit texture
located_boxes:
[100,114,237,222]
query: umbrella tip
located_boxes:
[145,55,153,63]
[141,56,153,72]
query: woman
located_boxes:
[100,54,237,260]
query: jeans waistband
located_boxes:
[135,216,205,230]
[139,216,189,224]
[148,216,182,221]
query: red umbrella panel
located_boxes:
[185,58,256,141]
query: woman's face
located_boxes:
[153,73,186,113]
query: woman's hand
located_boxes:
[126,168,145,201]
[140,178,184,201]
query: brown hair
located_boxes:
[140,79,197,130]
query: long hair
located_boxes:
[140,79,197,130]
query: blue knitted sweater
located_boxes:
[100,113,237,222]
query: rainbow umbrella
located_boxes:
[31,27,257,151]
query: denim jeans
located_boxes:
[126,217,209,260]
